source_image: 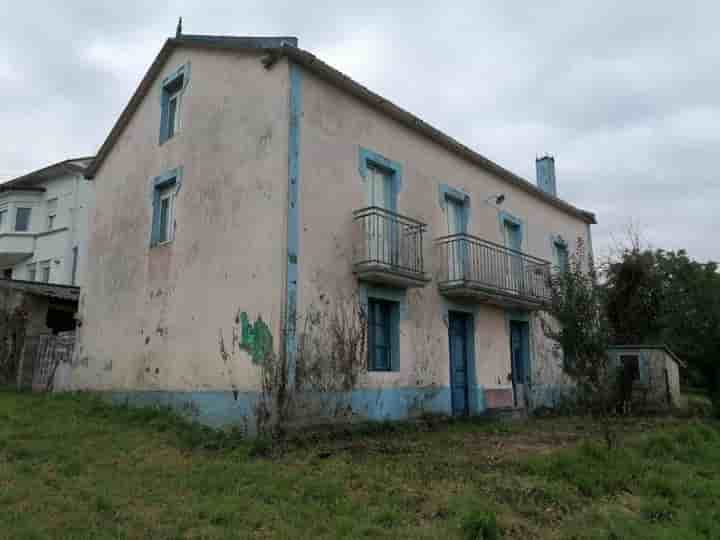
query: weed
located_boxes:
[461,510,500,540]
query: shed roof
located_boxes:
[0,278,80,302]
[608,345,687,368]
[85,34,596,225]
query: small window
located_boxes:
[160,68,186,144]
[15,207,31,232]
[40,261,51,283]
[46,198,58,231]
[152,179,177,246]
[367,298,399,372]
[2,268,12,279]
[158,185,174,244]
[0,209,6,231]
[27,263,37,282]
[167,89,181,139]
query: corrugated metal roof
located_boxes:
[0,278,80,302]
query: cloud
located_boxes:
[1,1,717,261]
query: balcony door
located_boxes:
[365,164,396,266]
[503,219,524,293]
[446,197,467,281]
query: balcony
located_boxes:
[436,234,551,310]
[352,206,430,288]
[0,233,34,267]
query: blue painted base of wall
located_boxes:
[527,384,576,410]
[103,385,489,435]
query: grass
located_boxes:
[0,391,718,539]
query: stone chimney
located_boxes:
[536,155,557,197]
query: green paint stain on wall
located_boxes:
[240,312,273,365]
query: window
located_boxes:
[15,207,31,232]
[556,242,569,273]
[158,185,174,244]
[367,298,399,372]
[620,355,640,382]
[71,246,78,286]
[151,172,180,247]
[2,268,11,279]
[359,148,401,212]
[27,263,36,282]
[46,198,58,230]
[159,65,188,144]
[40,261,51,283]
[0,209,6,231]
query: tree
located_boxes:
[543,240,617,435]
[604,248,664,345]
[654,250,720,393]
[604,246,720,394]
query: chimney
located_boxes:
[536,155,557,197]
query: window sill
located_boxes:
[0,231,34,237]
[151,239,174,249]
[159,133,179,147]
[35,227,69,238]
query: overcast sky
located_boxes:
[1,2,717,261]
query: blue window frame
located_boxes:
[359,148,402,212]
[367,297,400,372]
[556,243,569,273]
[159,63,189,145]
[551,235,570,273]
[499,211,523,251]
[150,167,182,247]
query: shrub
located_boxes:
[461,510,500,540]
[712,393,720,419]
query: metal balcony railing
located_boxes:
[353,206,427,278]
[436,233,551,303]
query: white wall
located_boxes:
[0,172,93,286]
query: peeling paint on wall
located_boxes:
[239,312,273,364]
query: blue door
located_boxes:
[509,320,529,408]
[449,312,471,416]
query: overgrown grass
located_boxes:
[0,390,718,539]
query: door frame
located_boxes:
[448,310,475,417]
[507,311,531,409]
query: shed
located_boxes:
[607,345,685,409]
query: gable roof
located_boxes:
[608,344,687,368]
[85,34,596,225]
[1,157,93,193]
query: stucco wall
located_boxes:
[72,48,291,394]
[296,64,591,415]
[70,49,594,427]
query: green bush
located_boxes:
[712,393,720,419]
[461,510,500,540]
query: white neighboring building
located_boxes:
[0,158,94,287]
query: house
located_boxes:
[0,157,94,287]
[0,157,93,347]
[608,345,684,410]
[67,32,597,431]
